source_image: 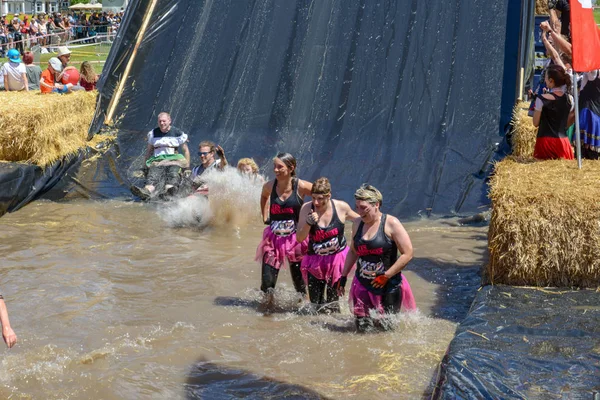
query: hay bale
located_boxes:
[511,102,537,158]
[0,91,101,166]
[536,0,549,15]
[487,158,600,288]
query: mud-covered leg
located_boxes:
[289,262,306,295]
[307,273,326,305]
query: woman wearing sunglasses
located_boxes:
[295,177,359,313]
[337,184,416,331]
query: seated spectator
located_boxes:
[131,112,190,200]
[2,49,28,91]
[237,157,265,183]
[40,57,73,94]
[56,47,76,81]
[79,61,99,91]
[23,51,42,90]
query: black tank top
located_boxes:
[307,201,347,256]
[538,93,571,139]
[353,214,402,295]
[269,178,303,236]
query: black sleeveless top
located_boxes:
[353,214,402,295]
[269,178,303,236]
[538,93,571,139]
[307,201,347,256]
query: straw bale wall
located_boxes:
[487,158,600,288]
[536,0,549,15]
[0,91,100,166]
[511,102,537,158]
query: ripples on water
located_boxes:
[0,170,487,399]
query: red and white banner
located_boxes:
[570,0,600,72]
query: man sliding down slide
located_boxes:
[131,112,190,201]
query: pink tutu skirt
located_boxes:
[349,275,416,317]
[301,246,350,286]
[255,226,308,270]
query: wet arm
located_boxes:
[298,179,313,199]
[384,217,413,279]
[260,182,271,224]
[341,219,360,278]
[296,202,312,243]
[145,143,153,162]
[180,143,190,168]
[341,201,359,221]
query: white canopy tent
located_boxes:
[68,3,103,11]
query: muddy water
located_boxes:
[0,182,487,399]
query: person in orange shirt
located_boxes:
[40,57,72,94]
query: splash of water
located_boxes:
[161,167,263,228]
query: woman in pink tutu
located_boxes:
[256,153,312,309]
[337,184,416,331]
[296,177,359,313]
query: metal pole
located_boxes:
[104,0,158,125]
[573,72,582,169]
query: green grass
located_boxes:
[595,9,600,25]
[38,43,109,72]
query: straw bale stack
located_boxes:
[511,102,537,158]
[536,0,549,15]
[487,158,600,288]
[0,91,102,166]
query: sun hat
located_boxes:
[48,57,63,72]
[56,46,71,57]
[7,49,21,63]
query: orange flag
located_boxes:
[571,0,600,71]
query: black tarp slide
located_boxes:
[434,285,600,399]
[2,0,524,217]
[69,0,520,218]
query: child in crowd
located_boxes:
[23,51,42,90]
[237,158,265,183]
[40,57,71,94]
[2,49,28,91]
[79,61,99,91]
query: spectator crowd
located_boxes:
[0,10,123,57]
[526,0,600,161]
